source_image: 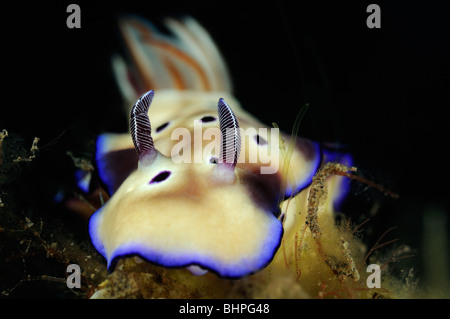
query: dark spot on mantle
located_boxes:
[200,116,216,123]
[156,122,170,133]
[150,171,171,184]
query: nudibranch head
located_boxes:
[89,90,284,278]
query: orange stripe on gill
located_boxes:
[128,19,211,91]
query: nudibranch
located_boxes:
[88,16,351,278]
[90,90,287,278]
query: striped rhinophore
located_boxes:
[130,90,155,157]
[218,98,240,167]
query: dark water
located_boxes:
[1,1,449,298]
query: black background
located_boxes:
[1,0,449,292]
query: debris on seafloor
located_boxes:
[0,130,421,299]
[0,130,108,298]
